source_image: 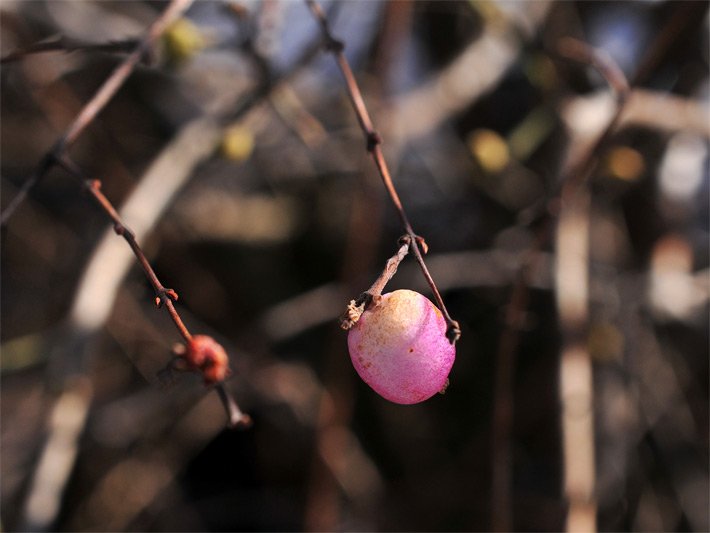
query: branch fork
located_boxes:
[155,288,179,309]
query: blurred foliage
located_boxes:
[1,1,708,532]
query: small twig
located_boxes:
[215,384,252,429]
[0,0,192,227]
[305,0,460,344]
[0,36,142,65]
[340,236,410,330]
[366,236,410,299]
[54,155,248,429]
[55,156,191,342]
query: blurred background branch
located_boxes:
[1,1,707,532]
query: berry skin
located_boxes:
[347,289,455,404]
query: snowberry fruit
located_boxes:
[347,289,455,404]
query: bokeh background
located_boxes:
[1,1,708,531]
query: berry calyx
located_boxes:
[347,289,456,404]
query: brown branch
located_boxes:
[340,236,410,330]
[305,0,460,344]
[55,155,250,430]
[0,36,142,65]
[555,37,630,103]
[0,0,193,227]
[365,237,410,299]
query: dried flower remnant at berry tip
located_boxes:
[340,293,378,330]
[347,290,456,405]
[341,299,364,330]
[181,335,231,385]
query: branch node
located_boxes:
[446,321,461,345]
[366,130,382,152]
[45,150,62,169]
[324,36,344,53]
[415,235,429,255]
[397,234,412,247]
[155,287,179,308]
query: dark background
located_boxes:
[1,1,708,531]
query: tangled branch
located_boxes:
[0,0,192,226]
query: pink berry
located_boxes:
[347,289,455,404]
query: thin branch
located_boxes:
[0,0,193,227]
[0,36,142,65]
[555,37,630,103]
[55,155,250,430]
[56,156,190,341]
[305,0,460,344]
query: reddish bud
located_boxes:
[184,335,231,385]
[416,236,429,254]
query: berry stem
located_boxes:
[340,237,409,330]
[306,0,460,344]
[366,237,410,299]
